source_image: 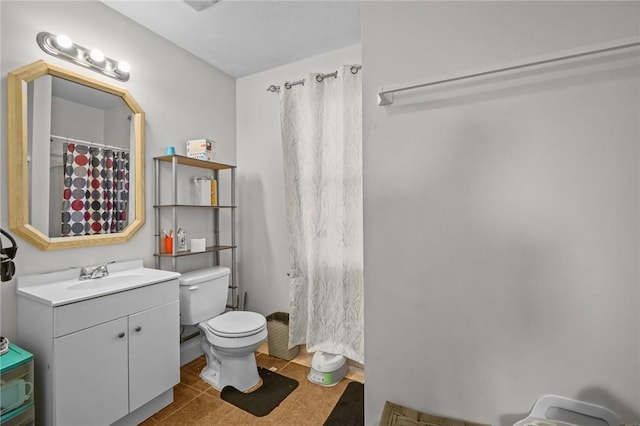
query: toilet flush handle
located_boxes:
[188,286,199,291]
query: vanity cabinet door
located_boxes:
[128,301,180,412]
[53,317,129,426]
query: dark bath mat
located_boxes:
[324,381,364,426]
[220,367,299,417]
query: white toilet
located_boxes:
[179,266,267,392]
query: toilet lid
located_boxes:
[206,311,266,338]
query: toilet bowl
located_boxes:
[179,267,268,392]
[198,311,267,391]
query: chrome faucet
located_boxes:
[79,261,116,280]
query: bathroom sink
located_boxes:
[16,259,181,306]
[67,274,146,290]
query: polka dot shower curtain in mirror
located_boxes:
[61,143,129,236]
[280,65,364,363]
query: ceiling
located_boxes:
[101,1,361,78]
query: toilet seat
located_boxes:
[205,311,266,338]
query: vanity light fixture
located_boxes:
[116,61,131,75]
[88,49,105,64]
[184,0,220,11]
[36,31,130,82]
[54,34,73,50]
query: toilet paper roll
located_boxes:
[190,238,206,253]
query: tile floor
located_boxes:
[140,345,364,425]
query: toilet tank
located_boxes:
[179,266,230,325]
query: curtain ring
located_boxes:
[351,66,360,75]
[284,82,292,89]
[315,74,324,83]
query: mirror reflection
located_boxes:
[7,60,145,251]
[28,76,134,237]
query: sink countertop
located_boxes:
[17,259,181,307]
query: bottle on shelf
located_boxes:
[176,228,187,252]
[211,179,217,206]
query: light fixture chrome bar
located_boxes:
[50,135,130,152]
[267,65,362,93]
[377,38,640,106]
[36,31,130,82]
[184,0,220,12]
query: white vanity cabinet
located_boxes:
[16,263,181,426]
[54,316,130,425]
[53,301,178,425]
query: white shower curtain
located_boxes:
[280,65,364,363]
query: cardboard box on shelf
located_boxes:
[186,139,215,161]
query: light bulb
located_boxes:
[89,49,104,63]
[55,34,73,49]
[116,61,130,74]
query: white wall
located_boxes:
[104,105,131,148]
[362,1,640,425]
[30,76,53,235]
[0,1,236,341]
[236,44,361,316]
[51,97,105,142]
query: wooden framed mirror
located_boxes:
[7,60,145,250]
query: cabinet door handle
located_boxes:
[118,332,125,338]
[188,285,199,291]
[135,326,142,332]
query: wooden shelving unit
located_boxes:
[153,154,238,309]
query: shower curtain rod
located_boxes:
[377,38,640,106]
[266,65,362,93]
[50,134,130,152]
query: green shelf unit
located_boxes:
[1,343,35,425]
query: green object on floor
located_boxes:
[323,381,364,426]
[221,367,298,417]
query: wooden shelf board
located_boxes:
[153,204,236,209]
[155,155,235,170]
